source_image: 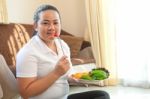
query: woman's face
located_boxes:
[34,10,61,42]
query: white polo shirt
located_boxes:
[16,35,72,99]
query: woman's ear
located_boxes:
[33,22,38,31]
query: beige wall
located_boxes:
[6,0,86,37]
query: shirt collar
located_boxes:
[34,35,62,56]
[35,35,53,54]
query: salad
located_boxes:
[71,68,109,80]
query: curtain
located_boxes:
[116,0,150,88]
[0,0,9,24]
[85,0,118,86]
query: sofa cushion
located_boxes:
[0,23,34,66]
[60,35,84,58]
[78,47,94,58]
[71,47,95,65]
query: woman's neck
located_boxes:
[37,34,55,46]
[38,35,58,54]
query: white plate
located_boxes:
[76,79,105,87]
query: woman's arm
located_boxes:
[17,56,70,98]
[17,70,59,99]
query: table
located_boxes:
[0,84,3,99]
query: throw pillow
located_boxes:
[60,35,84,58]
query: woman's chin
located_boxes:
[47,38,55,41]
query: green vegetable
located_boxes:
[80,68,109,80]
[90,68,109,80]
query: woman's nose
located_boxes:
[48,24,55,30]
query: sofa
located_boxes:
[0,23,95,75]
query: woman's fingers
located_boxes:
[60,56,69,64]
[55,56,70,76]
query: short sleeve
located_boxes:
[16,49,38,77]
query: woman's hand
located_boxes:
[54,56,71,77]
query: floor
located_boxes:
[71,63,150,99]
[69,85,150,99]
[12,85,150,99]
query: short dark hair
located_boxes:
[33,4,61,23]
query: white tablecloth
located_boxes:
[0,84,3,99]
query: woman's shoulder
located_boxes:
[17,36,37,57]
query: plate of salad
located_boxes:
[71,68,109,86]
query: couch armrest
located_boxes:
[71,58,84,65]
[9,65,16,77]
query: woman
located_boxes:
[16,4,110,99]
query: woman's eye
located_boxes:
[43,22,49,25]
[41,21,49,25]
[54,22,59,25]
